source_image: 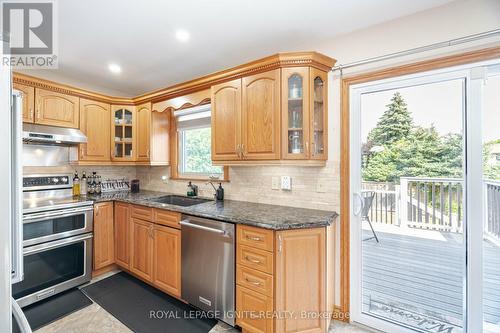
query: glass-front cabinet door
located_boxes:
[111,106,135,160]
[282,67,310,159]
[310,68,327,160]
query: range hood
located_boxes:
[23,123,87,145]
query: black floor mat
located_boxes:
[81,272,217,333]
[13,288,93,332]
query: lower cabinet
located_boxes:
[115,204,182,299]
[236,225,327,333]
[130,217,154,282]
[153,224,181,297]
[93,202,115,270]
[114,202,130,268]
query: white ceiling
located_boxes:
[20,0,455,96]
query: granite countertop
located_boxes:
[87,190,337,230]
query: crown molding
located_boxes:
[13,51,336,106]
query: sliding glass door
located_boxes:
[350,61,500,333]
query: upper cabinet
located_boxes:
[111,105,136,161]
[211,53,334,165]
[79,99,111,161]
[13,83,35,123]
[35,88,80,128]
[211,79,241,161]
[281,67,328,160]
[242,69,281,160]
[136,102,151,162]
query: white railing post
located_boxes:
[483,180,488,239]
[395,185,400,226]
[400,178,408,229]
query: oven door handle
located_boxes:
[23,206,93,223]
[23,233,93,256]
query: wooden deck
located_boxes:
[362,229,500,333]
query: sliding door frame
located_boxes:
[338,46,500,325]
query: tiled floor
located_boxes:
[34,304,376,333]
[33,270,376,333]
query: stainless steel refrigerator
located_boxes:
[1,33,32,333]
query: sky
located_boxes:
[360,74,500,144]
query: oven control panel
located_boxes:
[23,175,72,189]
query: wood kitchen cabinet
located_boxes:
[211,69,280,163]
[111,105,136,161]
[211,79,242,161]
[130,217,154,282]
[13,83,35,123]
[153,224,181,297]
[35,88,80,128]
[93,202,115,270]
[79,98,111,161]
[241,69,281,160]
[236,225,327,333]
[114,202,130,269]
[136,102,151,162]
[281,67,328,161]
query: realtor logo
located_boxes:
[1,0,58,68]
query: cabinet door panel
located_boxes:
[236,286,274,333]
[242,70,280,160]
[93,202,115,270]
[14,83,35,123]
[111,106,136,161]
[130,218,153,282]
[136,103,151,161]
[275,228,326,333]
[153,225,181,297]
[114,202,130,269]
[35,88,79,128]
[282,67,310,160]
[309,69,328,160]
[79,99,111,161]
[211,79,241,161]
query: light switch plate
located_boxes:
[272,177,280,190]
[281,176,292,191]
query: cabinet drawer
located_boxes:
[237,265,273,297]
[237,245,274,275]
[237,225,274,252]
[131,205,153,221]
[236,286,273,333]
[153,209,181,229]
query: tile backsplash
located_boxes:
[136,161,339,211]
[24,162,339,212]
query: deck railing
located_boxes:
[484,180,500,244]
[363,178,500,240]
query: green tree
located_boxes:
[367,92,413,147]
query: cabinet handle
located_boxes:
[305,141,309,154]
[95,206,99,216]
[236,144,241,158]
[29,108,33,120]
[149,225,154,238]
[278,235,283,252]
[245,278,262,286]
[246,235,262,241]
[36,103,41,120]
[245,256,261,264]
[241,144,245,158]
[80,146,84,158]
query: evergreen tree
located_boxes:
[367,92,413,147]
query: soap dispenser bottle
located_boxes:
[216,183,224,201]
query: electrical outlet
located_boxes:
[316,181,327,193]
[281,176,292,191]
[272,177,280,190]
[161,175,169,184]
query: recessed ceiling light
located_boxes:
[108,63,122,74]
[175,29,190,42]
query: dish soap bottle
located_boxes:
[72,172,80,196]
[187,181,194,197]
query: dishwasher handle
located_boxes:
[180,220,226,235]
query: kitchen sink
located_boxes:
[147,195,211,207]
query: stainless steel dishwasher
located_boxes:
[180,215,235,326]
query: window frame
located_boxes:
[169,103,229,181]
